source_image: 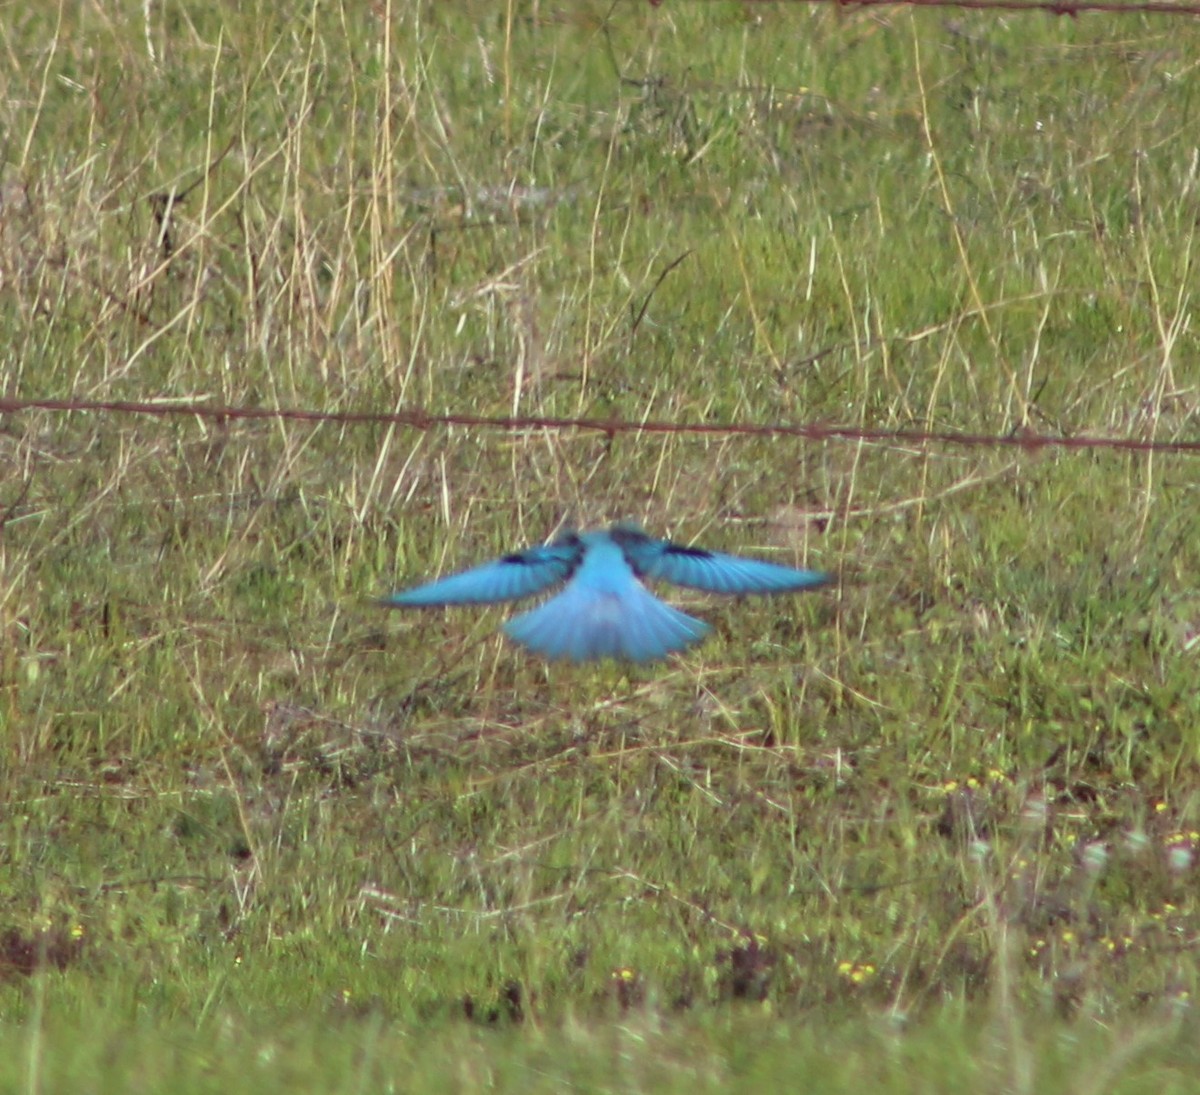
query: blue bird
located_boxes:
[386,524,829,663]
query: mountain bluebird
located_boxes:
[386,524,828,662]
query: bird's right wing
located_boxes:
[613,526,829,595]
[386,539,581,606]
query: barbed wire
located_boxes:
[669,0,1200,14]
[1,396,1196,455]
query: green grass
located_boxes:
[2,1,1200,1088]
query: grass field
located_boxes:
[2,0,1200,1089]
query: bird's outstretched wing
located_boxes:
[386,538,582,606]
[504,577,710,662]
[611,525,829,595]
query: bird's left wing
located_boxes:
[612,525,829,595]
[386,538,582,606]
